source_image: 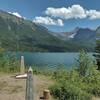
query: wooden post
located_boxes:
[43,89,50,100]
[26,67,33,100]
[20,56,25,74]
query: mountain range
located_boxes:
[0,10,99,52]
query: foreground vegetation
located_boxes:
[0,48,20,73]
[0,47,100,100]
[32,50,100,100]
[48,50,100,100]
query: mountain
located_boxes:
[70,28,96,49]
[53,27,97,50]
[96,26,100,35]
[0,10,98,52]
[0,10,77,52]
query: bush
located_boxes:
[82,68,100,96]
[77,50,97,77]
[50,82,92,100]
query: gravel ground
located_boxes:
[0,74,26,100]
[0,74,54,100]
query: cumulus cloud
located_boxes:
[8,12,24,18]
[33,5,100,26]
[86,10,100,19]
[45,4,100,20]
[45,5,86,19]
[33,16,64,26]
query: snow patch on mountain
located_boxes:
[68,32,77,38]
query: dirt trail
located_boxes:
[0,74,26,100]
[92,97,100,100]
[0,74,54,100]
[33,75,54,100]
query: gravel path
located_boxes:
[0,74,54,100]
[0,74,26,100]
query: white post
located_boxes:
[20,56,25,74]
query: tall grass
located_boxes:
[0,48,20,73]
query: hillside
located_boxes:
[53,27,97,51]
[0,10,68,52]
[0,10,98,52]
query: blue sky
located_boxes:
[0,0,100,32]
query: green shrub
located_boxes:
[49,82,92,100]
[82,68,100,96]
[77,50,97,77]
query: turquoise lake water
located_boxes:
[16,52,94,68]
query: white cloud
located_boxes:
[45,5,86,19]
[8,12,23,18]
[33,16,64,26]
[57,19,64,26]
[45,4,100,20]
[86,10,100,19]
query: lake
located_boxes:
[16,52,94,69]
